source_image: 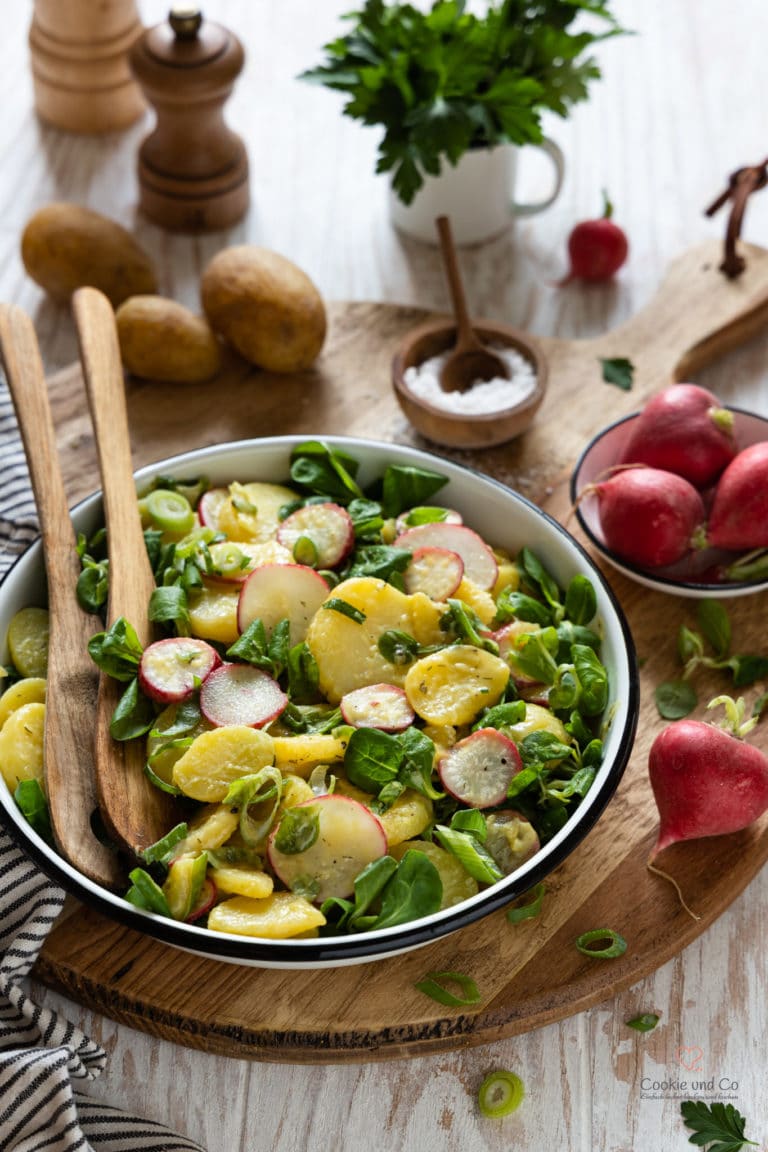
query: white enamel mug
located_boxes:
[388,138,565,245]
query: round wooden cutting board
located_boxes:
[32,240,768,1063]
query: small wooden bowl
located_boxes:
[392,318,548,449]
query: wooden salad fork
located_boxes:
[0,303,124,889]
[72,286,180,857]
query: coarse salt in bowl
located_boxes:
[392,319,548,449]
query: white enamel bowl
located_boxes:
[570,409,768,599]
[0,436,639,968]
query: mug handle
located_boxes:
[512,137,565,217]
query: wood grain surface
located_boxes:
[3,1,768,1148]
[33,276,768,1060]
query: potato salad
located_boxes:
[2,441,609,939]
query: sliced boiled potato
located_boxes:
[207,892,326,939]
[187,581,240,645]
[492,551,520,599]
[391,840,479,909]
[171,726,275,802]
[0,677,46,730]
[271,732,349,777]
[404,645,510,726]
[505,702,569,746]
[172,803,240,856]
[146,701,212,786]
[305,576,444,702]
[210,864,274,900]
[452,576,497,626]
[216,481,298,544]
[0,702,45,791]
[280,774,315,807]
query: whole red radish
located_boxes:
[706,441,768,550]
[589,466,705,567]
[649,700,768,857]
[621,384,736,487]
[561,192,628,283]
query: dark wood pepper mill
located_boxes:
[129,5,249,232]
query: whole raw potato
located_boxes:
[21,203,157,307]
[116,296,222,384]
[201,246,326,373]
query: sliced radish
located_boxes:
[276,503,354,568]
[403,546,464,600]
[198,487,230,530]
[340,683,415,732]
[186,877,217,922]
[267,794,387,902]
[493,621,541,686]
[200,663,288,728]
[438,728,522,808]
[394,507,463,535]
[237,563,330,646]
[138,637,221,703]
[394,523,498,590]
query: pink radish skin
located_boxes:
[267,795,388,902]
[200,663,287,729]
[197,487,229,530]
[706,441,768,551]
[438,728,522,809]
[340,683,415,732]
[649,720,768,855]
[186,877,217,922]
[394,507,463,535]
[276,502,354,568]
[138,637,221,703]
[394,523,498,590]
[592,466,705,567]
[561,196,628,284]
[620,384,736,487]
[403,546,464,600]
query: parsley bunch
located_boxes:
[302,0,626,203]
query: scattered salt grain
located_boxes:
[404,345,537,415]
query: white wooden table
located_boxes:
[2,2,767,1148]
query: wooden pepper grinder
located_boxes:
[29,0,146,134]
[129,6,249,232]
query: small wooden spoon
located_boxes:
[435,215,510,393]
[0,304,124,889]
[72,286,180,857]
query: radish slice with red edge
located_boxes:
[197,487,229,530]
[200,663,287,729]
[394,523,498,590]
[438,728,522,808]
[403,546,464,600]
[276,502,354,568]
[237,563,329,646]
[186,877,217,922]
[138,637,221,703]
[340,683,415,731]
[267,794,387,902]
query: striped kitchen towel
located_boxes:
[0,382,206,1151]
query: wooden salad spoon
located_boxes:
[72,286,180,857]
[0,304,124,889]
[435,214,510,394]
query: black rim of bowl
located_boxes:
[0,436,640,964]
[569,408,768,595]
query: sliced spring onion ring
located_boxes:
[293,535,319,567]
[478,1070,525,1118]
[506,881,546,924]
[414,970,481,1007]
[145,489,195,534]
[575,928,627,959]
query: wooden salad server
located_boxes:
[0,304,124,888]
[72,286,180,857]
[435,214,510,393]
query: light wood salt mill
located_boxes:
[28,0,146,133]
[129,5,250,232]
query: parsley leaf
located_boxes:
[680,1100,757,1152]
[600,357,635,390]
